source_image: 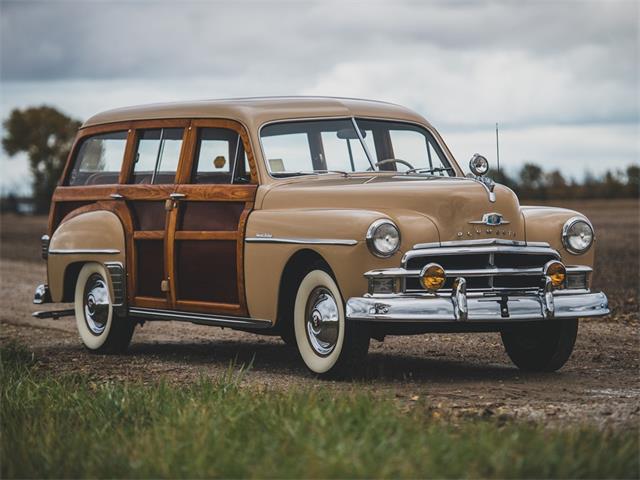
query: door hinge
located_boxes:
[160,280,170,292]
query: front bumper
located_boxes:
[346,289,609,323]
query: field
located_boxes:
[1,199,639,478]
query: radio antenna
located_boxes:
[495,122,501,173]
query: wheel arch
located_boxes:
[276,248,336,326]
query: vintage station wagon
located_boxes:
[33,97,609,377]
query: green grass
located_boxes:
[1,343,637,479]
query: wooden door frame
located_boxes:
[118,119,191,309]
[168,118,258,317]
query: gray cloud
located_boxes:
[1,0,638,193]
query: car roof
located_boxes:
[82,96,432,130]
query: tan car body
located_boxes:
[39,97,599,328]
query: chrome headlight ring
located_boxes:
[366,219,401,258]
[562,216,594,254]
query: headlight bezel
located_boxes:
[366,219,401,258]
[562,216,594,255]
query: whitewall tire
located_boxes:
[74,262,134,353]
[293,269,369,377]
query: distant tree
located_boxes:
[626,165,640,198]
[601,170,624,199]
[0,193,19,214]
[545,170,568,198]
[519,163,545,199]
[2,106,81,214]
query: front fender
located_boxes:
[244,208,439,321]
[522,206,595,268]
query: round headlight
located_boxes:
[562,217,594,254]
[366,219,400,258]
[469,153,489,176]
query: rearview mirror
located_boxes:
[336,128,366,140]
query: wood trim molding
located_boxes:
[174,231,237,241]
[133,231,164,240]
[174,184,257,201]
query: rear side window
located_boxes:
[131,128,184,184]
[67,131,127,186]
[191,128,251,184]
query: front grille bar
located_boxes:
[367,242,589,295]
[402,244,560,266]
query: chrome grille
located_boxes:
[402,240,560,293]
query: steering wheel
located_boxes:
[368,158,415,171]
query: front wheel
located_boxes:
[293,269,369,378]
[74,262,135,354]
[501,319,578,372]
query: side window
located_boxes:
[131,128,183,184]
[192,128,250,184]
[68,131,127,186]
[261,132,312,173]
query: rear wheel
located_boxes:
[74,262,135,353]
[293,269,369,378]
[501,319,578,372]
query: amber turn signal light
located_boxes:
[544,260,566,288]
[420,263,446,292]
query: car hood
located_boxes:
[261,175,525,243]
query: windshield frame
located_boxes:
[258,116,460,179]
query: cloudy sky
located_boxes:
[1,0,638,194]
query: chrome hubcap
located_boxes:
[83,273,110,335]
[305,287,339,356]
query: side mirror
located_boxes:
[469,153,489,176]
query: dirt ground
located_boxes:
[1,199,638,427]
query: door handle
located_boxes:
[110,193,124,199]
[169,193,187,200]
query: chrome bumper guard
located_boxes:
[33,283,51,304]
[346,280,609,323]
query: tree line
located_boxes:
[489,163,639,200]
[1,106,638,214]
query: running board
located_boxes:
[128,307,273,330]
[32,308,75,320]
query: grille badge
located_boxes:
[468,213,510,227]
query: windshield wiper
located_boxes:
[405,166,455,176]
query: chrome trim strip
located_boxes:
[566,265,593,274]
[129,307,273,329]
[402,245,560,266]
[48,249,121,255]
[245,237,358,246]
[413,239,546,249]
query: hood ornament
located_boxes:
[469,213,510,227]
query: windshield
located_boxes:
[260,118,455,177]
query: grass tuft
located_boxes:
[1,343,637,479]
